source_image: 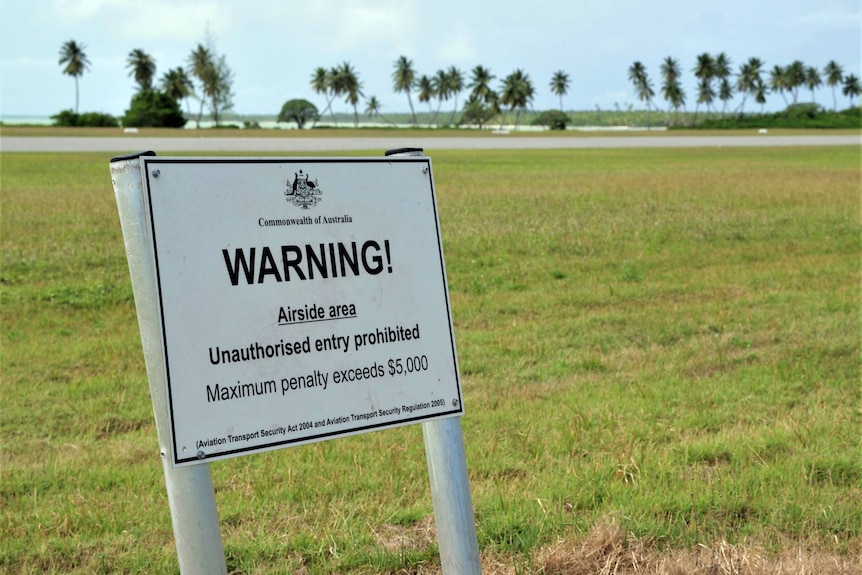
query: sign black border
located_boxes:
[141,157,463,466]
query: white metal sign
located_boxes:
[139,157,463,466]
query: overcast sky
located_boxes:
[0,0,859,118]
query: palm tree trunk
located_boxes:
[432,100,443,127]
[407,93,417,126]
[328,91,339,127]
[449,96,459,125]
[196,98,205,128]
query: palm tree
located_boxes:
[714,53,734,114]
[754,79,769,113]
[549,70,570,111]
[735,57,764,114]
[416,74,435,126]
[659,57,679,98]
[185,36,234,128]
[627,61,654,126]
[843,74,860,107]
[365,95,391,125]
[58,40,90,114]
[769,65,789,107]
[696,78,715,120]
[660,57,684,118]
[446,66,465,124]
[160,67,194,115]
[786,60,806,104]
[326,66,342,126]
[392,56,417,126]
[206,54,234,127]
[468,66,495,102]
[714,53,732,81]
[804,66,822,104]
[311,66,335,126]
[335,61,363,127]
[187,43,214,127]
[693,53,716,113]
[499,69,534,129]
[127,49,156,91]
[823,61,844,111]
[717,79,734,114]
[432,69,450,126]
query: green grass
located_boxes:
[1,146,860,573]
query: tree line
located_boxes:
[58,39,858,129]
[628,53,859,126]
[299,56,566,129]
[58,35,233,128]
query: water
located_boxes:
[0,115,54,125]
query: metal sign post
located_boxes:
[387,148,481,574]
[110,152,227,575]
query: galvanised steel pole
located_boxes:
[110,152,227,575]
[422,417,482,574]
[385,147,482,574]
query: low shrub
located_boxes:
[121,90,186,128]
[51,109,119,127]
[690,105,861,130]
[532,109,572,130]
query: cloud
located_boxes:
[50,0,232,42]
[290,0,421,55]
[0,56,57,70]
[437,21,478,63]
[797,7,861,30]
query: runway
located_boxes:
[1,134,858,154]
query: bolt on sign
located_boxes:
[138,157,463,466]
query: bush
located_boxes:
[782,102,822,119]
[51,109,119,127]
[277,99,319,129]
[121,90,186,128]
[532,109,571,130]
[691,105,861,130]
[460,100,497,129]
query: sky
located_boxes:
[0,0,859,119]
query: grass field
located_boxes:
[1,144,860,574]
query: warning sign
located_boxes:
[139,157,463,466]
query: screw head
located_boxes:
[152,169,161,178]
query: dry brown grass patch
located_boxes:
[371,517,437,555]
[536,520,862,575]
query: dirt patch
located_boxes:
[374,517,862,574]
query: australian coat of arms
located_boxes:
[285,170,322,209]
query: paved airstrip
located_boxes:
[1,134,858,154]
